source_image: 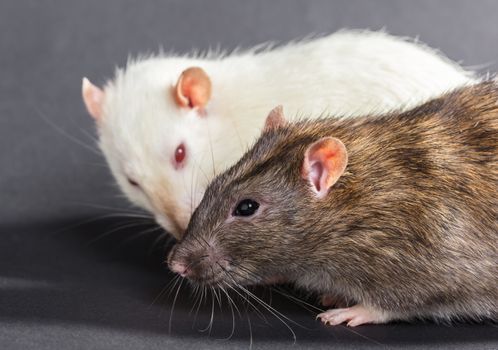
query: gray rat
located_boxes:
[168,81,497,326]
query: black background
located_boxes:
[1,1,497,349]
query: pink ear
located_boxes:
[82,77,104,121]
[264,105,287,132]
[174,67,212,110]
[302,137,348,198]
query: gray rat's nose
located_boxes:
[170,261,189,277]
[167,244,192,277]
[168,241,230,285]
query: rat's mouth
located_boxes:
[184,265,257,289]
[169,256,234,287]
[168,241,259,288]
[189,275,227,288]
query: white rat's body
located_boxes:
[83,30,474,238]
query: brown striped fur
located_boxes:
[169,81,498,323]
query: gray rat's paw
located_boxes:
[317,304,390,327]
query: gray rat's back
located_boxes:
[299,81,498,322]
[170,81,497,325]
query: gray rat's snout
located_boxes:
[167,240,231,285]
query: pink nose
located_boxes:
[170,261,189,277]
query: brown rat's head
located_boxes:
[168,106,348,287]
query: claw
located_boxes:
[317,304,390,327]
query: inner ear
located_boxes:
[302,137,348,198]
[82,77,104,121]
[174,67,212,111]
[309,161,324,192]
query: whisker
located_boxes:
[199,288,216,334]
[150,274,181,308]
[117,225,163,247]
[271,286,324,313]
[236,283,299,342]
[227,115,245,155]
[227,261,383,345]
[218,284,237,340]
[222,264,311,336]
[67,202,152,217]
[148,232,174,256]
[33,104,102,156]
[333,323,385,346]
[85,221,152,245]
[168,277,184,334]
[80,127,100,146]
[230,262,324,314]
[246,310,253,350]
[189,284,202,316]
[192,285,207,328]
[206,122,217,177]
[50,213,150,237]
[221,284,242,318]
[212,284,222,311]
[225,283,269,325]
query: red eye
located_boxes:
[174,143,186,166]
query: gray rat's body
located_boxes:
[169,81,498,326]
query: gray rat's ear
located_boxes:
[174,67,212,111]
[301,137,348,198]
[264,105,286,132]
[82,77,105,121]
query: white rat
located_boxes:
[82,30,474,239]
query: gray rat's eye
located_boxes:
[233,199,260,217]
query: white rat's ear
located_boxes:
[263,105,286,132]
[82,77,104,121]
[301,137,348,198]
[174,67,212,111]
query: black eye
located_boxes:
[233,199,260,217]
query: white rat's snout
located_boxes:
[154,214,169,230]
[154,208,191,240]
[154,214,183,239]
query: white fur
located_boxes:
[92,30,474,238]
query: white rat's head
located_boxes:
[82,61,227,239]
